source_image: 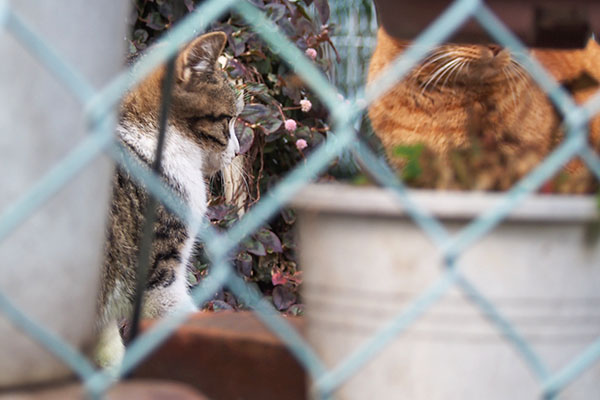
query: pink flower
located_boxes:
[284,119,297,132]
[300,99,312,113]
[295,139,308,151]
[305,48,317,60]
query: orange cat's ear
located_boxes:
[585,36,599,50]
[584,36,600,82]
[177,31,227,82]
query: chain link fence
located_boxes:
[329,0,378,99]
[1,0,600,398]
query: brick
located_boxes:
[2,380,208,400]
[133,311,306,400]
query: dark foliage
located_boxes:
[129,0,339,314]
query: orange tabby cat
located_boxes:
[367,27,600,192]
[532,41,600,191]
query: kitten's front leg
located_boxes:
[94,320,125,369]
[142,260,198,318]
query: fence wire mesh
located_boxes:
[1,0,600,398]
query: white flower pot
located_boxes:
[293,183,600,399]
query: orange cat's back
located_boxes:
[532,39,600,149]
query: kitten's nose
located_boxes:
[488,44,502,56]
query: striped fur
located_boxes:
[95,32,241,368]
[368,28,599,192]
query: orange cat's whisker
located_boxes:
[502,67,519,108]
[421,58,463,93]
[509,59,530,81]
[453,60,469,84]
[413,51,454,79]
[509,61,532,92]
[441,58,466,89]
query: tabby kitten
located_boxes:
[367,27,599,192]
[95,31,242,367]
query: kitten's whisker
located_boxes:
[232,162,250,192]
[228,157,251,196]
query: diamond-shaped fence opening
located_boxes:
[0,0,599,399]
[329,0,378,99]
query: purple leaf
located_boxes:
[261,117,283,134]
[132,29,149,44]
[226,58,247,79]
[265,3,287,21]
[240,103,271,124]
[263,130,282,143]
[242,237,266,256]
[158,2,174,20]
[314,0,330,24]
[206,204,234,221]
[281,208,296,225]
[273,285,296,311]
[236,252,253,277]
[231,36,247,57]
[281,230,296,250]
[256,229,283,253]
[184,0,194,12]
[293,3,313,23]
[235,124,254,155]
[244,82,269,95]
[294,17,315,36]
[255,253,278,283]
[277,17,296,37]
[145,11,167,31]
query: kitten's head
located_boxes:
[123,32,242,175]
[170,32,242,175]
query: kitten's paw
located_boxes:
[93,322,125,370]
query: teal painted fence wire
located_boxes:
[1,0,599,398]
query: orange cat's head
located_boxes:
[413,42,522,88]
[368,28,532,95]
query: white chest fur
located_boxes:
[116,122,208,220]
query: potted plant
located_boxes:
[289,1,600,398]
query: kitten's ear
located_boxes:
[177,31,227,82]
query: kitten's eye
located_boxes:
[206,114,231,122]
[188,114,231,125]
[188,116,202,125]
